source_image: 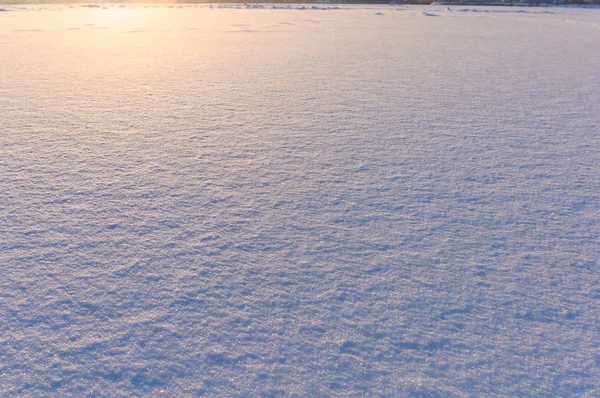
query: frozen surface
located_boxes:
[1,5,600,396]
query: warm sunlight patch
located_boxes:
[82,6,148,29]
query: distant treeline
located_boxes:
[2,0,599,5]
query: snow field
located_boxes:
[1,5,599,396]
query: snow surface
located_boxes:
[1,4,600,396]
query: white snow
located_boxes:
[1,4,599,396]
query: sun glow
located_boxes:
[82,5,151,29]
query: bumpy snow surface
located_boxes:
[1,4,600,396]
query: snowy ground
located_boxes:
[1,4,599,396]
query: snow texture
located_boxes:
[1,4,600,397]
